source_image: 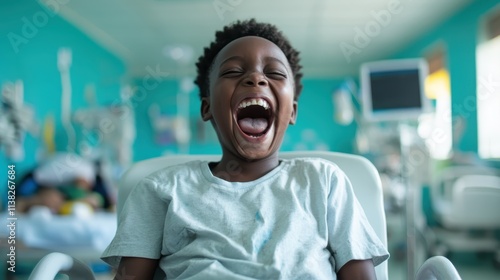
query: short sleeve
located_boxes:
[101,177,169,267]
[326,168,389,272]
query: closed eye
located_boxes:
[266,72,287,79]
[220,69,243,77]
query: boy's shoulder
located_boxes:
[144,159,205,182]
[282,157,348,194]
[283,156,342,174]
[284,156,339,167]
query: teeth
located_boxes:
[237,98,270,110]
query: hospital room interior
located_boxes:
[1,0,500,279]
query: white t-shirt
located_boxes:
[102,158,389,279]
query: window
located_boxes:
[477,8,500,159]
[419,46,452,160]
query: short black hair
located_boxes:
[195,19,303,100]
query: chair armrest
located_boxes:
[415,256,461,280]
[29,252,95,280]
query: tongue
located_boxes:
[238,118,268,135]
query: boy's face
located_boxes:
[202,36,297,161]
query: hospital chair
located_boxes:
[427,167,500,267]
[29,151,461,279]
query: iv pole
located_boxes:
[58,48,75,152]
[399,121,418,280]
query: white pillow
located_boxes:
[33,153,95,186]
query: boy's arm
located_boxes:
[114,257,159,280]
[337,259,377,280]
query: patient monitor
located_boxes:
[360,58,430,122]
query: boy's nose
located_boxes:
[243,72,268,87]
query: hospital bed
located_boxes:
[0,207,117,278]
[0,153,117,278]
[426,165,500,267]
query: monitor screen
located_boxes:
[360,59,429,122]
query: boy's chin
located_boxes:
[232,128,281,160]
[235,143,286,162]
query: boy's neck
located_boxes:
[210,153,280,182]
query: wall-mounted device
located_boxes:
[360,58,430,122]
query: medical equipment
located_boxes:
[359,58,433,277]
[360,58,430,122]
[72,85,136,169]
[58,47,76,151]
[0,80,38,161]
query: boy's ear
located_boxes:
[201,97,212,121]
[289,101,298,125]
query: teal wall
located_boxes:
[3,0,499,197]
[390,0,499,154]
[284,79,358,153]
[0,0,126,199]
[131,78,358,161]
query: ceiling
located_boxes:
[46,0,473,79]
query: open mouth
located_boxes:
[236,98,273,138]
